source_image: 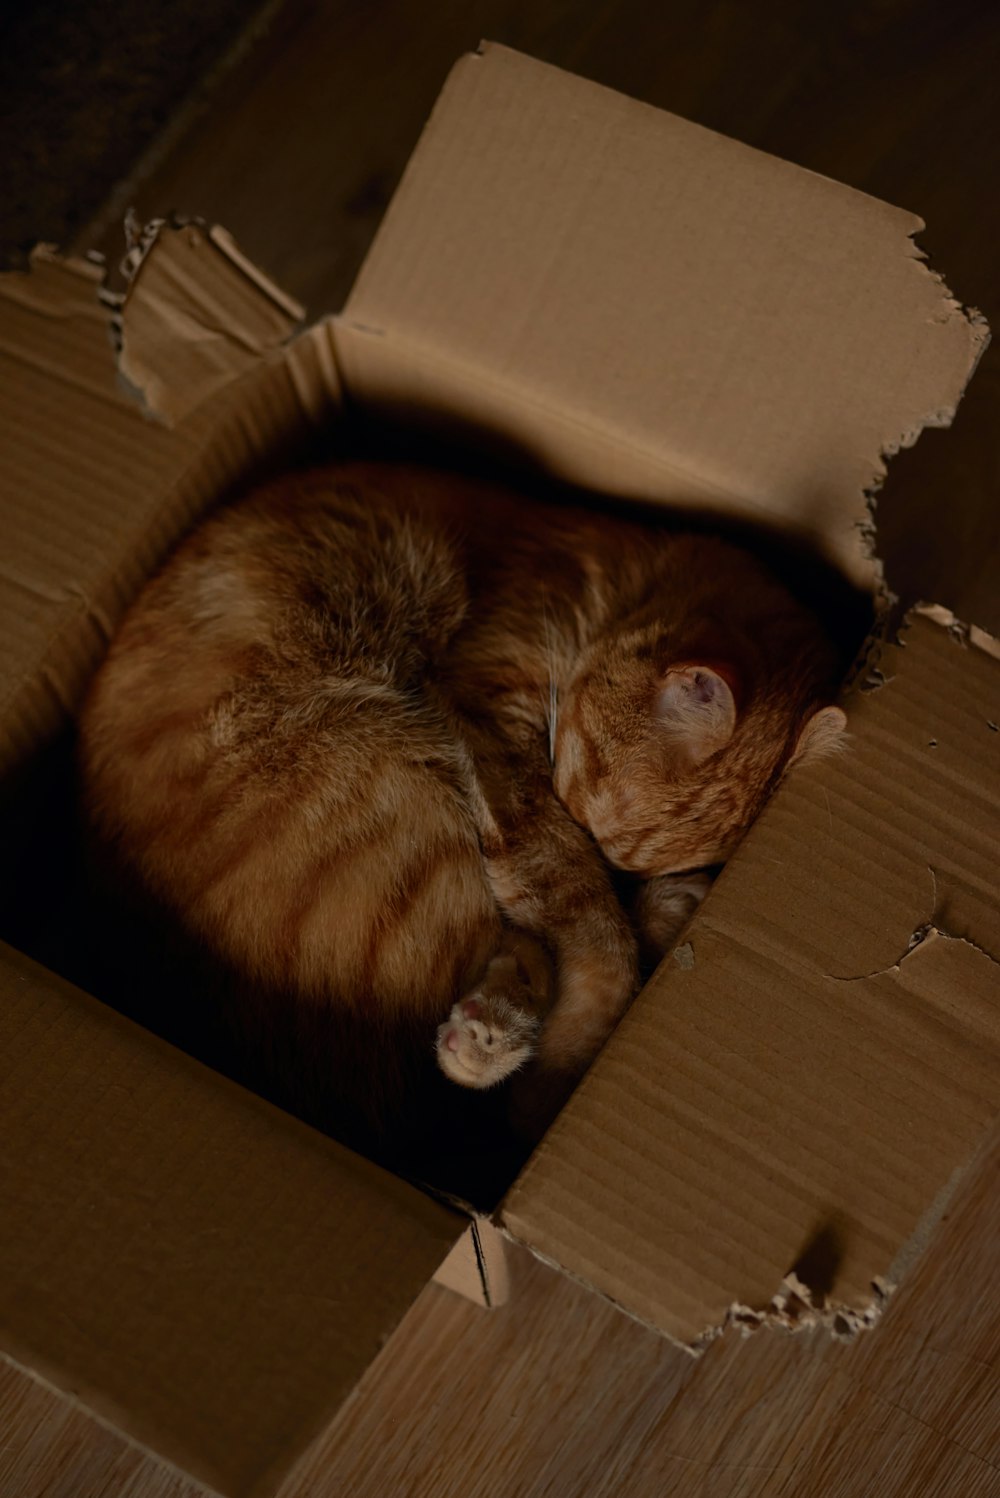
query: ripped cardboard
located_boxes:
[502,608,1000,1347]
[0,40,997,1498]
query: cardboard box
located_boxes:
[2,41,998,1498]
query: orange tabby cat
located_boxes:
[79,462,845,1148]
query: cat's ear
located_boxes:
[654,665,736,765]
[785,705,847,771]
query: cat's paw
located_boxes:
[635,869,714,968]
[435,988,539,1090]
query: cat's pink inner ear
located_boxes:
[787,705,848,770]
[654,665,737,764]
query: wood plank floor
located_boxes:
[3,1123,998,1497]
[3,2,999,1494]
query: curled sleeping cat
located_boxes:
[79,462,845,1145]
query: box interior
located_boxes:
[0,228,874,1209]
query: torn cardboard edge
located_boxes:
[110,216,305,423]
[491,1219,889,1358]
[859,300,988,598]
[98,38,990,597]
[117,211,304,321]
[345,41,989,600]
[329,315,920,603]
[332,313,891,618]
[3,242,107,310]
[904,229,991,375]
[104,240,913,610]
[716,1273,891,1349]
[830,912,1000,986]
[495,601,1000,1354]
[854,257,987,627]
[858,599,1000,696]
[911,601,1000,660]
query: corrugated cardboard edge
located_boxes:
[340,41,990,598]
[111,215,305,424]
[490,1222,890,1358]
[433,1218,510,1308]
[749,607,1000,1350]
[855,598,1000,697]
[497,605,1000,1355]
[0,240,339,783]
[5,240,107,300]
[910,601,1000,662]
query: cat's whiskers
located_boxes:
[548,674,559,767]
[540,595,559,767]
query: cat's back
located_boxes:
[80,464,499,1024]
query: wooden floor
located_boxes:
[3,1126,999,1497]
[4,2,1000,1494]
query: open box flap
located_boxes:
[0,944,464,1498]
[0,246,338,780]
[501,611,1000,1348]
[116,220,305,424]
[340,43,987,592]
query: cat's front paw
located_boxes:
[435,989,539,1090]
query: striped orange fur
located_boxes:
[80,462,845,1150]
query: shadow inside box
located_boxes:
[0,725,532,1211]
[0,407,874,1219]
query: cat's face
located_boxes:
[552,642,844,877]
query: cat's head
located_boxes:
[552,638,845,876]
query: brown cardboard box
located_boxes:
[2,42,998,1498]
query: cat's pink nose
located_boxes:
[445,1028,460,1051]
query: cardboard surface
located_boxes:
[433,1220,510,1308]
[0,38,995,1496]
[342,43,986,592]
[0,943,464,1498]
[0,245,338,781]
[118,221,304,424]
[502,612,1000,1345]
